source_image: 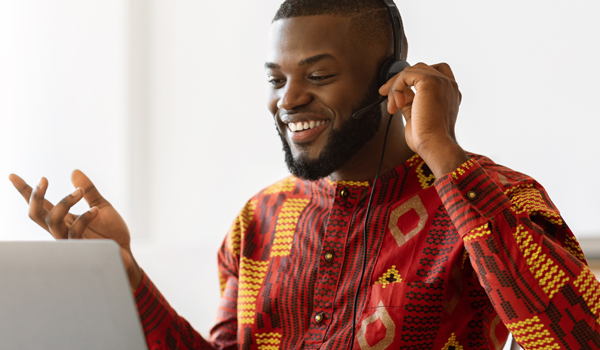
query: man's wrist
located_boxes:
[128,261,144,292]
[417,138,469,179]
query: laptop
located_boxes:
[0,240,148,350]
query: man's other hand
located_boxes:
[8,171,143,290]
[379,62,469,178]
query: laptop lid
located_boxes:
[0,240,148,350]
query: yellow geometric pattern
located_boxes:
[405,153,422,167]
[229,199,257,257]
[375,265,402,288]
[508,184,563,226]
[219,270,227,296]
[326,178,370,187]
[463,223,491,241]
[441,333,464,350]
[388,194,429,247]
[573,266,600,324]
[489,315,502,349]
[513,224,570,299]
[415,161,436,189]
[564,235,586,261]
[255,332,282,350]
[263,176,297,194]
[461,249,469,269]
[270,198,310,257]
[451,159,476,180]
[357,301,395,350]
[505,316,560,349]
[238,257,270,324]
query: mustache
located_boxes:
[278,106,334,120]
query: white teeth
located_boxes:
[288,120,327,132]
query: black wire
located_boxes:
[348,112,395,350]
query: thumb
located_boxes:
[71,170,109,207]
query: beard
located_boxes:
[277,79,383,181]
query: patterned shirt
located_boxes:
[134,153,600,349]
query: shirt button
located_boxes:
[467,191,477,200]
[314,312,325,323]
[324,252,334,261]
[340,188,348,197]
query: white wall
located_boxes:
[0,0,130,239]
[0,0,598,344]
[400,1,600,236]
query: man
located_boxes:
[9,0,600,349]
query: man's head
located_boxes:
[266,0,408,181]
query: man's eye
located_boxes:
[309,75,334,82]
[268,78,284,87]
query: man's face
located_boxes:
[265,15,383,180]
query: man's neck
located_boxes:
[327,113,414,182]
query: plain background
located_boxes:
[1,0,599,346]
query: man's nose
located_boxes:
[277,78,312,111]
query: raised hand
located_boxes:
[378,62,469,178]
[9,170,143,289]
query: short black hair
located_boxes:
[272,0,408,61]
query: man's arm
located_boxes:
[134,206,243,350]
[435,157,600,349]
[133,270,235,350]
[380,61,600,347]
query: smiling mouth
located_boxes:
[288,120,329,132]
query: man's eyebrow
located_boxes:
[299,53,336,66]
[264,62,280,69]
[264,54,337,70]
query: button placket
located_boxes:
[305,186,359,344]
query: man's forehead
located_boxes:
[266,15,354,63]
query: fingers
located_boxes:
[68,207,99,239]
[10,174,92,239]
[9,174,30,201]
[46,188,85,239]
[9,174,54,211]
[379,62,455,92]
[71,170,109,208]
[379,62,457,114]
[28,177,51,231]
[430,62,456,80]
[379,64,425,114]
[401,88,415,119]
[391,89,405,115]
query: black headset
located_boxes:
[351,0,409,119]
[348,1,408,349]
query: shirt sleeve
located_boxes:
[134,270,214,350]
[434,157,600,349]
[134,223,241,350]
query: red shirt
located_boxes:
[134,153,600,349]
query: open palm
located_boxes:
[9,170,141,288]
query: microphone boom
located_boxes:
[351,95,388,119]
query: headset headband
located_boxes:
[381,0,404,61]
[351,0,409,119]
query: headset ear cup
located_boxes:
[380,59,410,85]
[379,57,396,86]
